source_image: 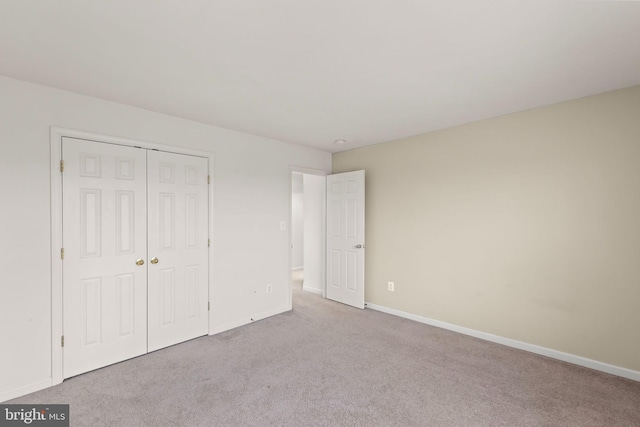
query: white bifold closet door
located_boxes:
[62,137,208,378]
[63,138,148,378]
[147,150,208,352]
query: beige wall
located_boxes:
[333,85,640,372]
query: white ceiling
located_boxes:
[1,1,639,153]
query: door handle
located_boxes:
[355,244,365,249]
[136,259,145,266]
[150,257,159,264]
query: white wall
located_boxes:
[0,75,331,401]
[291,173,304,269]
[302,174,326,294]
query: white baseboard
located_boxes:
[365,302,640,382]
[302,285,323,295]
[1,378,52,403]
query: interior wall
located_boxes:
[291,173,304,269]
[333,85,640,373]
[302,174,326,294]
[0,75,331,401]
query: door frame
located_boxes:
[50,127,214,386]
[288,167,327,309]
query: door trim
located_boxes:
[288,167,327,309]
[50,126,214,386]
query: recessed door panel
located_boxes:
[159,193,176,251]
[185,166,198,185]
[159,163,175,183]
[115,157,135,180]
[346,251,357,292]
[331,250,341,288]
[331,200,342,238]
[82,277,102,345]
[115,191,135,254]
[116,273,135,337]
[347,179,358,193]
[80,189,102,258]
[185,195,199,249]
[185,265,199,319]
[160,268,176,326]
[79,153,101,177]
[346,198,358,239]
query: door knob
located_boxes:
[355,244,365,249]
[150,257,159,264]
[136,259,145,266]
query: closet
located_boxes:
[61,137,209,378]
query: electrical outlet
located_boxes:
[388,281,395,292]
[266,283,272,294]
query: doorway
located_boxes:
[289,169,366,309]
[290,171,326,299]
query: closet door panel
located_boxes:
[62,138,147,378]
[147,151,209,352]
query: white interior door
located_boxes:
[147,150,209,352]
[326,170,365,308]
[62,137,148,378]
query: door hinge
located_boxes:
[61,335,64,347]
[208,302,210,311]
[207,175,211,184]
[60,248,64,260]
[208,238,210,247]
[60,160,64,172]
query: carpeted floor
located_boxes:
[7,273,640,426]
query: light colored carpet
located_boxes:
[292,269,304,291]
[7,280,640,426]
